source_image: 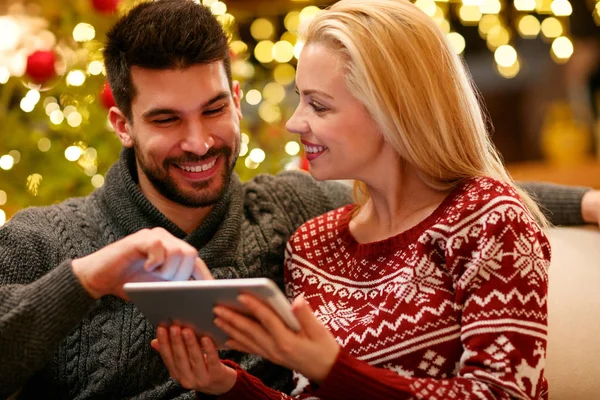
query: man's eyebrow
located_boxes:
[141,91,231,119]
[294,86,333,100]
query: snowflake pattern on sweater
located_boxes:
[222,177,550,400]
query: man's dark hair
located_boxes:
[103,0,232,121]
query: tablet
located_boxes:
[123,278,301,349]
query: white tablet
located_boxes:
[123,278,301,349]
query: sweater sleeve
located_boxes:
[517,181,589,225]
[0,210,96,397]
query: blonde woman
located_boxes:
[154,0,550,398]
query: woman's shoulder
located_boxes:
[288,204,356,244]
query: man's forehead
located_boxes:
[130,63,230,109]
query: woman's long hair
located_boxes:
[302,0,548,226]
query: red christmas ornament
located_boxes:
[300,156,310,171]
[100,83,116,110]
[25,50,56,84]
[91,0,119,14]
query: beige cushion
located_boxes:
[546,225,600,399]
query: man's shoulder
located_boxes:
[2,192,100,235]
[242,171,352,210]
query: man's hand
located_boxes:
[582,190,600,228]
[71,227,213,299]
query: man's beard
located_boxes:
[134,142,238,208]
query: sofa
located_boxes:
[545,225,600,399]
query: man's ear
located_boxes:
[232,80,243,120]
[109,107,134,148]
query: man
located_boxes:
[0,0,597,398]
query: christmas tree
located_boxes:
[0,0,589,224]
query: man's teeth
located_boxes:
[305,145,327,154]
[179,159,216,172]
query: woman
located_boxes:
[153,0,551,398]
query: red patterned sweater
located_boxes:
[220,177,551,400]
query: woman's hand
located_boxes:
[214,294,340,384]
[151,326,237,395]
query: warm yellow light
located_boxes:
[494,45,518,67]
[232,60,255,79]
[249,148,266,164]
[0,209,5,227]
[514,0,536,10]
[518,15,541,38]
[203,0,218,6]
[486,25,511,50]
[294,40,305,59]
[536,0,553,14]
[91,174,105,188]
[0,16,20,52]
[245,89,262,105]
[0,190,6,206]
[263,82,286,104]
[414,0,437,16]
[239,142,249,157]
[285,141,301,156]
[258,102,282,124]
[217,13,235,29]
[437,18,451,34]
[50,110,64,125]
[479,0,502,14]
[67,112,83,128]
[9,150,20,164]
[459,5,482,24]
[480,0,502,14]
[230,40,248,55]
[87,61,103,75]
[299,6,321,24]
[284,11,301,33]
[281,31,297,45]
[551,36,574,60]
[250,18,274,40]
[478,14,500,38]
[26,89,40,105]
[241,133,250,144]
[43,96,57,107]
[38,138,51,152]
[447,32,466,54]
[73,23,95,42]
[0,66,10,84]
[245,157,259,170]
[497,59,521,78]
[20,97,35,113]
[66,70,86,87]
[462,0,482,6]
[254,40,275,64]
[541,17,563,38]
[84,165,98,177]
[63,105,77,117]
[65,146,83,161]
[45,102,60,116]
[551,0,572,16]
[0,155,14,170]
[274,64,296,86]
[273,41,295,63]
[210,1,227,16]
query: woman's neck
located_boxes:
[350,164,450,244]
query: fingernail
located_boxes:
[213,307,223,316]
[214,318,223,328]
[238,294,249,304]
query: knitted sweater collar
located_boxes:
[101,148,243,268]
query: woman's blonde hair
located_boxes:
[301,0,548,227]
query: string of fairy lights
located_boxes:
[0,0,598,225]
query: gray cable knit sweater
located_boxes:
[0,148,590,399]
